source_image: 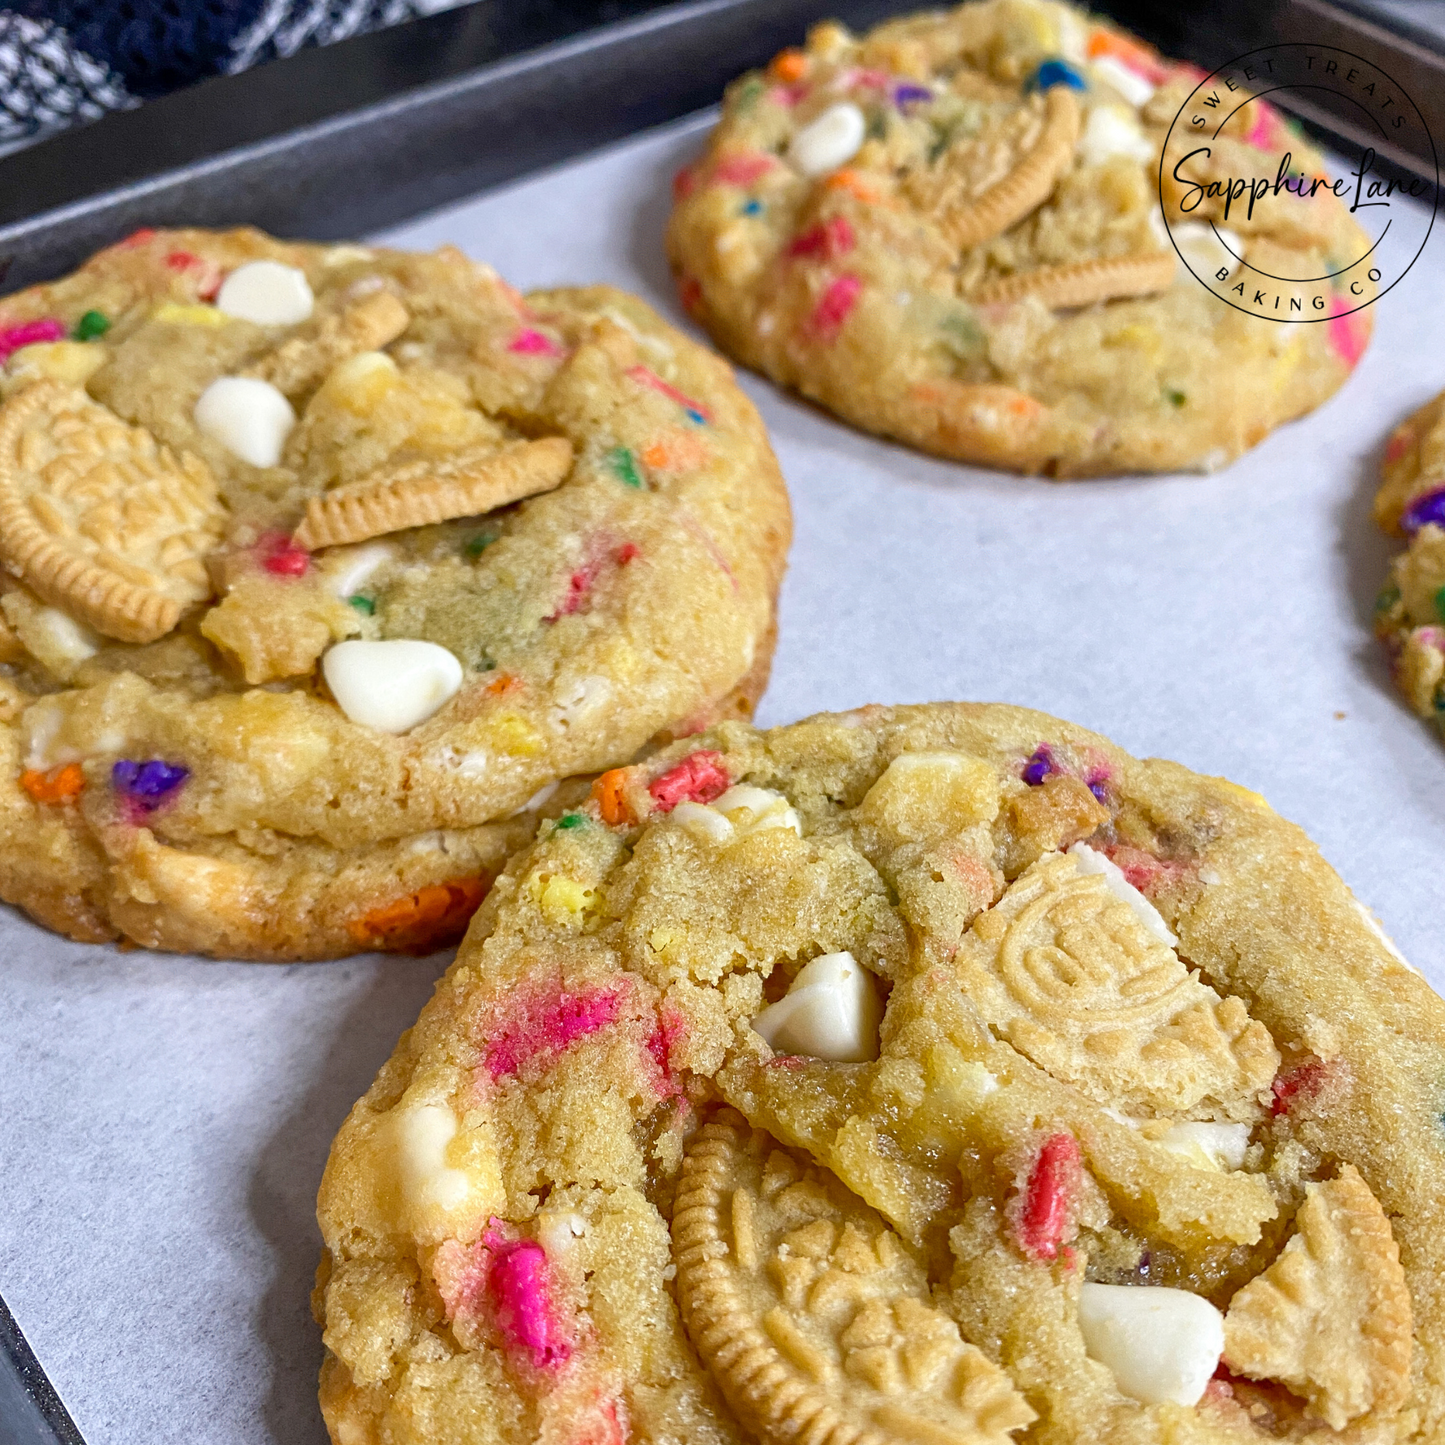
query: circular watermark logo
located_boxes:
[1159,43,1438,322]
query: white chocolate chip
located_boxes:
[1078,104,1154,165]
[674,800,737,843]
[193,376,296,467]
[1172,221,1244,279]
[216,260,315,325]
[751,950,883,1063]
[788,102,867,176]
[319,541,395,599]
[1056,8,1087,63]
[712,784,802,838]
[1155,1121,1251,1172]
[323,639,463,733]
[1090,53,1156,107]
[1069,842,1178,947]
[394,1103,472,1212]
[1078,1282,1223,1407]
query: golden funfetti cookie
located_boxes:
[666,0,1374,475]
[0,227,789,959]
[1373,390,1445,736]
[314,703,1444,1445]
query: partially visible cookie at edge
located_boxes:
[0,227,789,959]
[314,701,1440,1444]
[667,0,1373,476]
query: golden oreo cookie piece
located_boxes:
[918,85,1081,250]
[292,434,574,549]
[673,1108,1036,1445]
[1223,1164,1413,1428]
[956,849,1279,1119]
[245,289,411,396]
[969,252,1175,309]
[0,380,224,643]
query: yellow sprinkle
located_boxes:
[488,712,543,757]
[528,872,600,926]
[152,302,228,327]
[3,341,106,387]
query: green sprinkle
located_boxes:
[736,76,765,111]
[347,594,374,615]
[1434,585,1445,623]
[465,529,498,559]
[74,310,110,341]
[554,811,587,830]
[866,111,887,141]
[608,446,643,488]
[475,657,496,672]
[1375,584,1402,614]
[939,313,984,359]
[1434,691,1445,716]
[1163,387,1187,408]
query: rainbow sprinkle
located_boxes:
[73,310,110,341]
[483,1230,572,1369]
[1403,489,1445,535]
[625,364,712,424]
[811,274,862,339]
[607,446,643,488]
[0,319,66,363]
[1022,746,1054,786]
[508,328,562,357]
[483,983,626,1080]
[113,759,189,810]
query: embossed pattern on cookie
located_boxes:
[956,850,1279,1117]
[672,1107,1036,1445]
[292,435,574,549]
[1223,1164,1413,1428]
[0,380,225,643]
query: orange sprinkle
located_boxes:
[641,430,708,473]
[348,876,489,953]
[592,769,636,828]
[20,763,85,804]
[1086,27,1165,80]
[484,672,522,697]
[824,168,881,205]
[769,49,808,83]
[1005,395,1043,420]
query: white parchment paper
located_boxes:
[2,112,1443,1445]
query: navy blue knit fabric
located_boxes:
[0,0,431,141]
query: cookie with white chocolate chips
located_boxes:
[666,0,1372,475]
[0,227,788,959]
[314,702,1442,1445]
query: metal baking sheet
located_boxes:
[3,3,1445,1443]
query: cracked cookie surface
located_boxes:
[315,702,1442,1444]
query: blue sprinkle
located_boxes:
[1402,488,1445,536]
[741,198,764,216]
[1034,59,1086,92]
[685,408,707,426]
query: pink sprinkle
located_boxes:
[1015,1133,1080,1262]
[1385,429,1414,463]
[712,152,775,186]
[1244,103,1277,151]
[811,273,862,340]
[484,984,625,1080]
[117,227,157,249]
[673,165,698,200]
[625,364,712,422]
[1101,844,1190,894]
[787,216,855,261]
[1327,297,1368,368]
[0,319,66,362]
[678,275,704,314]
[551,557,602,619]
[644,1009,687,1100]
[679,511,738,592]
[615,541,640,565]
[849,67,890,90]
[509,328,562,357]
[257,532,310,576]
[648,750,730,812]
[485,1233,571,1370]
[766,84,808,107]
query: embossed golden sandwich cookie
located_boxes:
[0,227,789,958]
[315,702,1441,1445]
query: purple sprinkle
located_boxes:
[893,83,933,107]
[1401,488,1445,535]
[113,758,189,808]
[1088,778,1109,804]
[1022,745,1054,787]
